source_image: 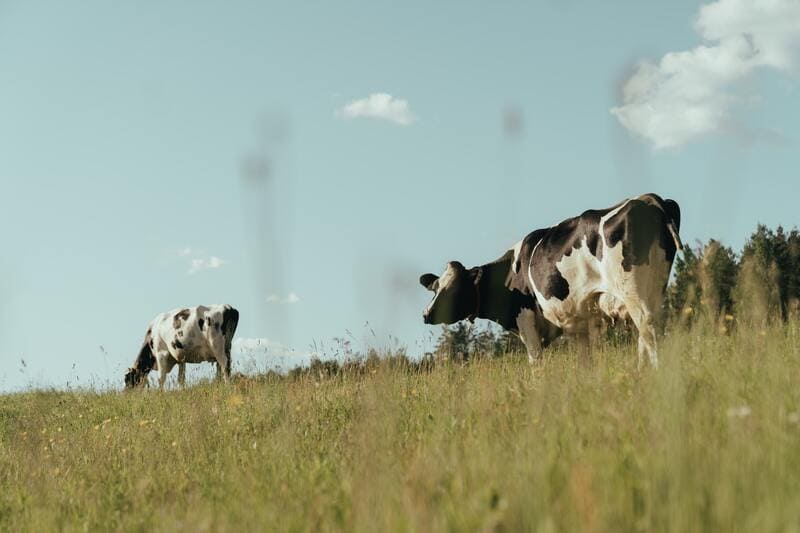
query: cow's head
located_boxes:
[419,261,479,325]
[124,367,149,389]
[126,329,156,390]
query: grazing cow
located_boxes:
[125,304,239,389]
[420,193,681,368]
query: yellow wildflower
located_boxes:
[227,394,245,408]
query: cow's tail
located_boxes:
[663,198,683,252]
[221,306,239,375]
[222,306,239,342]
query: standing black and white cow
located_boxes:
[125,304,239,389]
[420,193,681,368]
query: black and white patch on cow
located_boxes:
[124,304,239,389]
[420,193,681,368]
[523,193,680,367]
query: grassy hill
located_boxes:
[3,323,800,531]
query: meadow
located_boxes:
[3,321,800,532]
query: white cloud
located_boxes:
[187,256,226,275]
[335,93,416,125]
[175,246,226,275]
[266,292,300,304]
[611,0,800,149]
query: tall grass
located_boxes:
[3,323,800,531]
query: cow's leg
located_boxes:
[587,314,604,347]
[624,302,658,369]
[206,329,231,383]
[212,336,231,382]
[576,329,591,367]
[586,314,605,365]
[156,354,176,390]
[618,271,664,370]
[638,314,657,369]
[215,361,228,380]
[213,351,230,382]
[620,247,670,369]
[521,335,542,365]
[566,320,592,367]
[516,309,542,364]
[215,354,230,382]
[224,336,233,376]
[177,362,186,387]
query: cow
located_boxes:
[420,193,681,368]
[124,304,239,389]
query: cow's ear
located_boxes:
[447,261,465,271]
[420,273,438,291]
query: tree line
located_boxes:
[666,224,800,325]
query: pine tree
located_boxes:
[665,244,700,323]
[785,229,800,316]
[699,240,738,317]
[665,240,738,325]
[433,322,524,360]
[735,225,782,325]
[434,323,473,361]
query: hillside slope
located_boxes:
[3,324,800,531]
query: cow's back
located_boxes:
[151,306,220,363]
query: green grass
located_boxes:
[3,323,800,531]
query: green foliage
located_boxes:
[434,323,525,361]
[731,225,800,325]
[700,239,739,316]
[287,349,436,380]
[663,225,800,328]
[665,244,701,319]
[665,240,738,324]
[4,324,800,531]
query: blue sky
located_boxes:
[1,0,799,390]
